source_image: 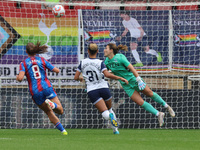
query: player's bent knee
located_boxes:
[55,108,63,115]
[59,109,64,115]
[102,110,110,120]
[147,91,154,97]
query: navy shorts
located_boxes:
[87,88,112,105]
[32,87,57,105]
[130,36,149,47]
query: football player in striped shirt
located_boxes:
[16,42,67,135]
[74,43,128,134]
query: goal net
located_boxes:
[0,0,200,129]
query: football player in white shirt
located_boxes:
[116,11,163,67]
[74,43,128,134]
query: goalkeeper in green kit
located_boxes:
[104,43,175,127]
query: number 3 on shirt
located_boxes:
[32,65,41,79]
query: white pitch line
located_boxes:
[0,138,12,140]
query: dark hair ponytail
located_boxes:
[107,43,128,55]
[26,41,48,55]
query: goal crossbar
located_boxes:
[7,0,200,7]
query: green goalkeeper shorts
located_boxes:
[121,77,145,97]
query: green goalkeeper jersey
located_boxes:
[104,54,136,85]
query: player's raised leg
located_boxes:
[44,87,64,114]
[46,96,64,115]
[144,46,163,62]
[141,86,175,117]
[39,101,67,135]
[151,92,175,117]
[45,99,56,109]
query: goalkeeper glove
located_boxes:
[136,76,146,91]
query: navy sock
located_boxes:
[55,122,65,132]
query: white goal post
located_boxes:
[0,0,200,129]
[7,0,200,7]
[188,75,200,81]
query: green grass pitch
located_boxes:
[0,129,199,150]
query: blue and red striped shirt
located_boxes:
[19,56,55,96]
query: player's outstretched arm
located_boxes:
[74,70,84,82]
[103,70,128,84]
[122,28,129,37]
[52,67,60,73]
[16,71,25,82]
[127,64,139,77]
[127,64,146,90]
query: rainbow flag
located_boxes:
[88,31,112,43]
[176,34,199,46]
[0,9,79,65]
[172,64,200,72]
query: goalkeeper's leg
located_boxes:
[141,86,175,117]
[151,92,175,117]
[131,90,165,127]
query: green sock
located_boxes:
[151,92,166,107]
[141,101,158,115]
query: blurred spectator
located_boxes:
[42,0,64,11]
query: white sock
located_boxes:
[156,112,159,116]
[108,108,117,120]
[131,50,141,63]
[164,103,169,108]
[146,49,159,57]
[113,128,118,132]
[102,110,110,120]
